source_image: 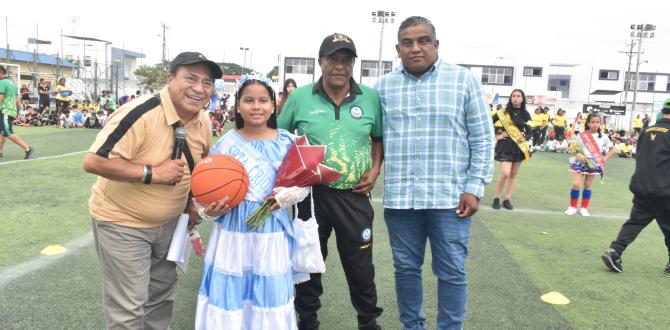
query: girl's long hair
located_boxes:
[278,78,297,111]
[584,113,602,138]
[505,89,526,113]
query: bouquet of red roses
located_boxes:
[245,135,342,229]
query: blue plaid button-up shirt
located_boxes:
[376,57,495,209]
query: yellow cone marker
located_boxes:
[41,243,66,255]
[541,291,570,305]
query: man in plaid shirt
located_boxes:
[375,16,494,330]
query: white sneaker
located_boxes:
[579,208,590,217]
[564,207,577,215]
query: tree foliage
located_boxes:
[134,62,169,91]
[267,66,279,81]
[134,61,252,90]
[218,62,252,76]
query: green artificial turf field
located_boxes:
[1,126,668,329]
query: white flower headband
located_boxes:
[235,73,275,99]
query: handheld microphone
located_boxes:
[171,127,188,185]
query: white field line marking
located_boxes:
[0,150,87,166]
[0,233,94,288]
[0,199,626,289]
[370,198,626,219]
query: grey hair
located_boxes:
[397,16,436,41]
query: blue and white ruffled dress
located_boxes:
[568,131,612,176]
[195,129,308,330]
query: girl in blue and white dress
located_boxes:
[565,113,618,217]
[195,76,308,330]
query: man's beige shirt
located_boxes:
[88,87,212,228]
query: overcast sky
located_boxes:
[4,0,669,74]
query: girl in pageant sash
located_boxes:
[195,75,307,330]
[491,89,532,210]
[564,113,618,217]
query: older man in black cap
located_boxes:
[602,97,670,276]
[278,33,384,330]
[84,52,221,329]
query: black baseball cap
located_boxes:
[319,33,357,58]
[170,52,222,79]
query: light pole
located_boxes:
[618,40,636,106]
[105,41,112,90]
[240,47,249,75]
[629,23,656,128]
[81,43,94,98]
[371,11,395,78]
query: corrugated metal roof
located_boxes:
[0,49,76,68]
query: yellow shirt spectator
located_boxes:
[55,83,72,102]
[541,113,550,127]
[578,116,586,130]
[531,113,544,128]
[553,114,566,127]
[633,117,642,129]
[490,109,503,127]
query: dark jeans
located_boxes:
[554,126,565,141]
[540,127,548,144]
[610,195,670,260]
[38,96,50,110]
[294,185,383,330]
[532,128,543,146]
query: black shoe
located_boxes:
[492,198,500,209]
[601,248,623,273]
[0,152,3,160]
[664,263,670,276]
[24,147,34,159]
[502,199,513,210]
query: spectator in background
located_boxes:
[82,109,91,128]
[540,107,550,145]
[0,66,34,159]
[38,78,51,112]
[102,90,117,114]
[618,140,633,158]
[55,78,72,123]
[40,105,54,125]
[224,94,230,109]
[277,78,297,115]
[74,107,84,127]
[96,110,107,127]
[642,114,651,133]
[20,84,30,110]
[531,107,543,151]
[633,114,643,135]
[551,108,567,141]
[14,106,31,126]
[573,112,585,135]
[58,110,68,128]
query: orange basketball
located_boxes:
[191,154,249,207]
